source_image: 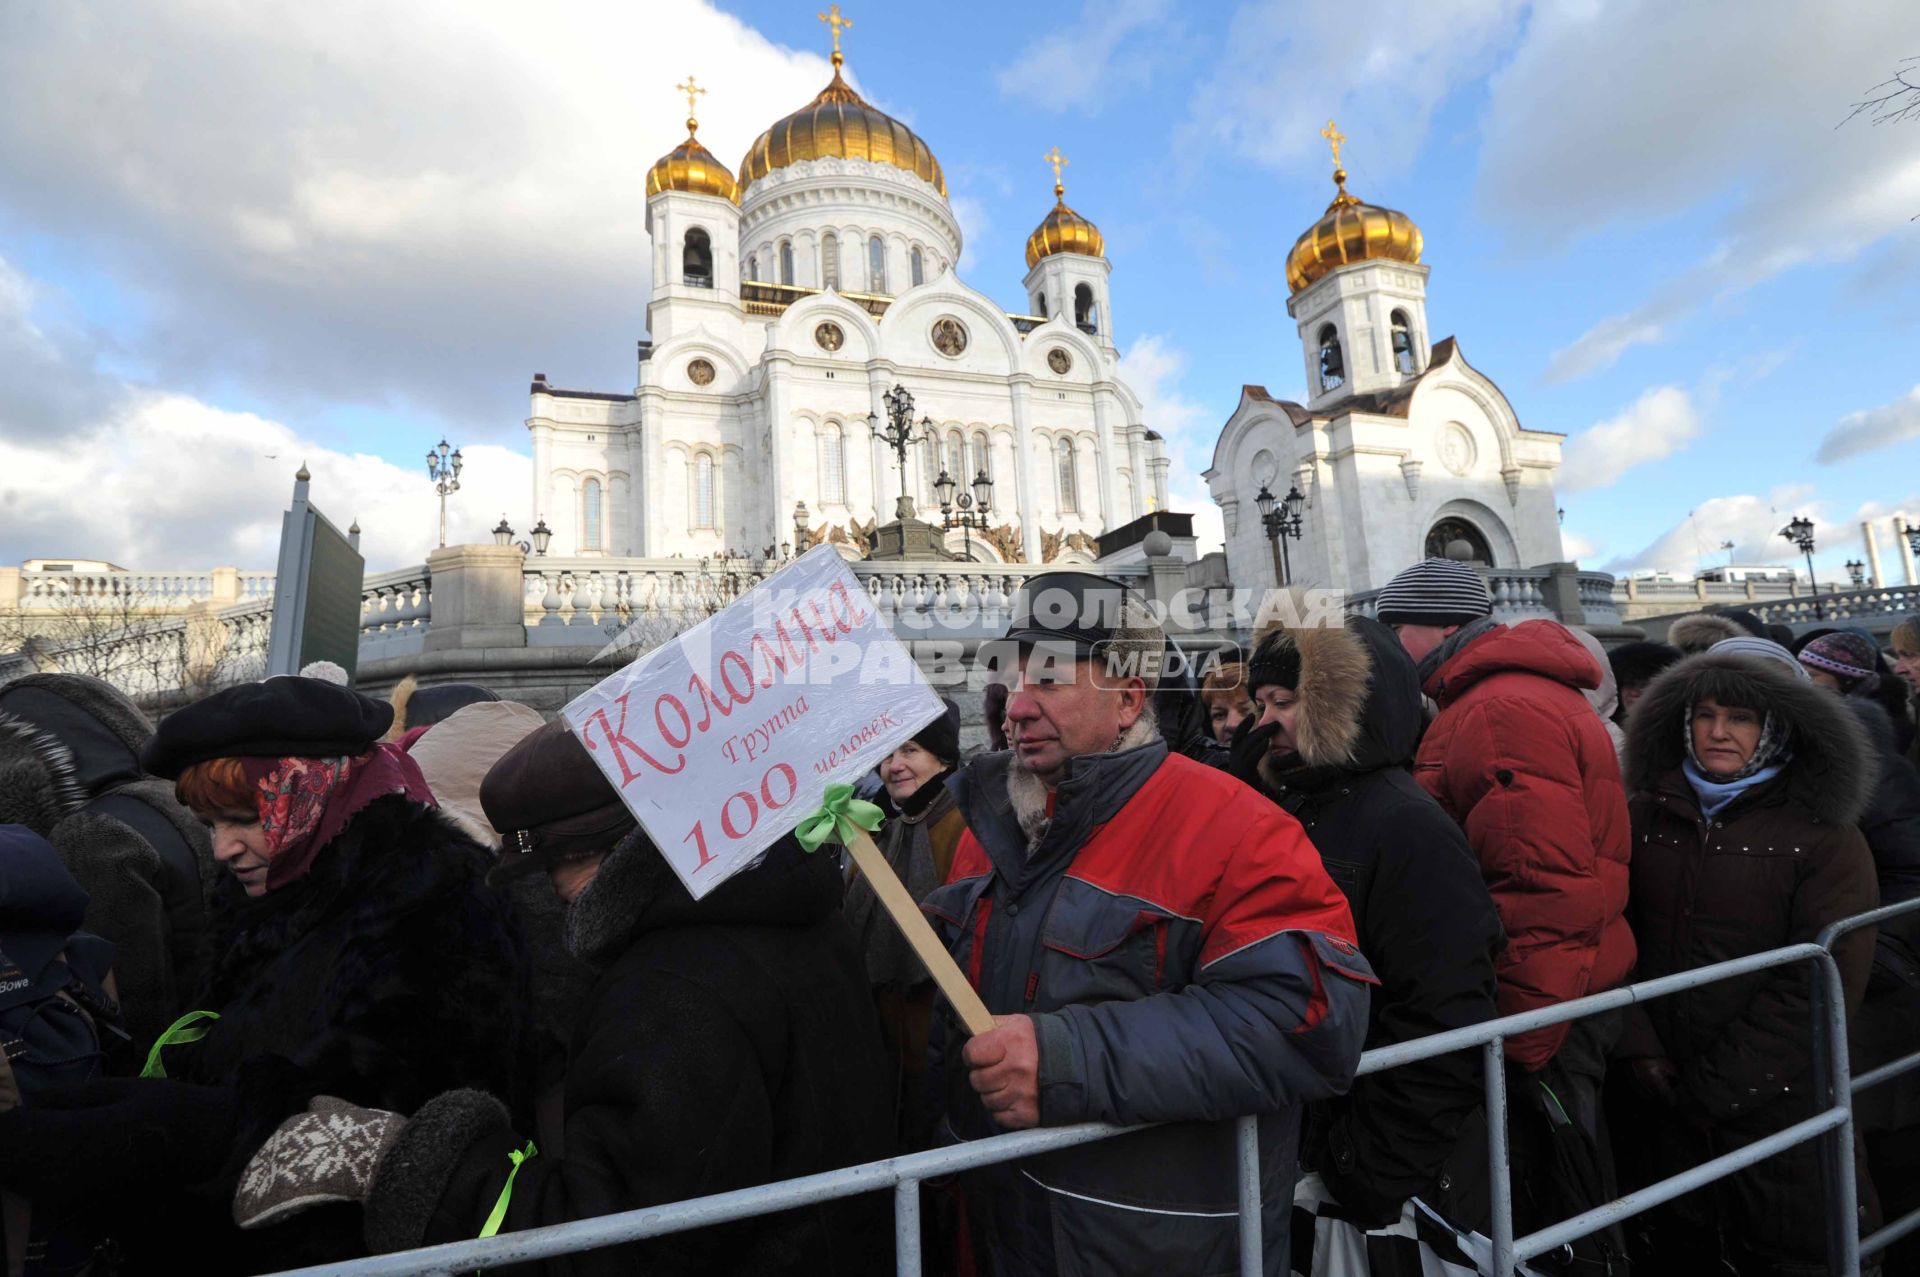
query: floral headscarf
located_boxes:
[239,742,434,890]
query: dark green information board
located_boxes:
[267,471,366,680]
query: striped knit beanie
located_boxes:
[1797,631,1881,693]
[1375,559,1491,628]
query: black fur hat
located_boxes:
[1608,640,1683,692]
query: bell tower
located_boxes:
[1022,148,1115,353]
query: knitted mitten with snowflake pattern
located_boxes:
[233,1095,406,1229]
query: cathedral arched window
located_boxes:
[1391,310,1417,375]
[821,233,840,291]
[868,236,887,293]
[581,478,603,549]
[744,253,758,283]
[1033,293,1047,318]
[821,423,846,505]
[1056,437,1078,513]
[778,241,795,287]
[1317,324,1345,392]
[943,431,964,493]
[970,430,992,483]
[1074,284,1097,334]
[910,247,925,288]
[693,453,716,529]
[682,228,713,288]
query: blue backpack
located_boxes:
[0,825,120,1277]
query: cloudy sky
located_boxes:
[2,0,1917,580]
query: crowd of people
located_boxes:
[0,560,1911,1276]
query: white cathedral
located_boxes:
[522,16,1565,592]
[525,22,1168,565]
[1205,125,1567,593]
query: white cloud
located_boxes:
[0,0,833,428]
[995,0,1174,114]
[0,391,529,572]
[1602,489,1825,577]
[1178,0,1528,180]
[1118,333,1225,553]
[1560,530,1603,563]
[1816,385,1920,464]
[1480,1,1920,380]
[1559,385,1700,492]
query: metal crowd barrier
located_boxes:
[271,898,1920,1277]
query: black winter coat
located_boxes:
[132,794,526,1274]
[0,673,212,1047]
[364,832,893,1276]
[1250,614,1504,1225]
[1619,652,1879,1273]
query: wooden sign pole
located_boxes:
[844,829,997,1037]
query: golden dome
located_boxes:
[1285,167,1423,294]
[1024,148,1105,269]
[736,55,945,198]
[647,124,741,205]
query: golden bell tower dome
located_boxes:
[1025,147,1106,270]
[646,76,741,205]
[1285,120,1423,294]
[736,6,946,198]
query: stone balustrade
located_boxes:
[1346,565,1622,629]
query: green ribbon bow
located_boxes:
[140,1009,221,1079]
[794,782,884,853]
[479,1139,538,1239]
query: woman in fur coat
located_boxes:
[1236,611,1504,1238]
[1616,646,1880,1276]
[0,676,525,1274]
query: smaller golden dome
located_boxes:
[647,119,740,205]
[1285,167,1422,294]
[1024,148,1105,270]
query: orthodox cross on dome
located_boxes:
[676,75,707,135]
[818,4,852,68]
[1043,145,1068,199]
[1320,118,1346,170]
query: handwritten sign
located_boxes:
[561,545,944,900]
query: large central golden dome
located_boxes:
[736,54,946,198]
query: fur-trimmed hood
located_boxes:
[1246,609,1420,777]
[1625,649,1875,825]
[0,672,157,832]
[1667,613,1746,655]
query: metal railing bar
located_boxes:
[1853,1047,1920,1095]
[1484,1038,1514,1277]
[1511,1106,1849,1262]
[1357,943,1828,1075]
[1816,896,1920,950]
[894,1179,922,1277]
[1815,950,1862,1277]
[1235,1113,1262,1277]
[264,1121,1135,1277]
[1863,1201,1920,1255]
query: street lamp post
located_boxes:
[1846,559,1866,589]
[935,467,994,561]
[1780,514,1821,620]
[793,501,812,557]
[492,516,514,547]
[1253,482,1307,585]
[868,384,934,521]
[426,439,463,548]
[529,517,553,556]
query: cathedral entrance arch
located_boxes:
[1422,499,1515,568]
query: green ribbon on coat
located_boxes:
[793,782,884,853]
[139,1009,220,1079]
[479,1139,538,1239]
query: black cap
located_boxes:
[142,676,394,779]
[911,698,961,764]
[480,720,640,883]
[1004,571,1142,655]
[406,682,502,730]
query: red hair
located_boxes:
[175,757,254,818]
[1198,661,1249,708]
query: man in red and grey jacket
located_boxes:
[924,573,1374,1276]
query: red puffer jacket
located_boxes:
[1415,621,1635,1070]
